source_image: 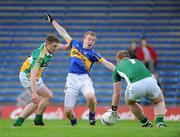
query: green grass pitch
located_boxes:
[0,120,179,137]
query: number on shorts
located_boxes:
[130,59,136,64]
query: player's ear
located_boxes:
[83,36,87,42]
[45,42,50,48]
[116,58,120,64]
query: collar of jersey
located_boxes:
[119,58,129,63]
[46,51,53,56]
[44,45,53,56]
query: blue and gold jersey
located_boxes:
[69,40,105,74]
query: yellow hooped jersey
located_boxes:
[69,40,105,75]
[20,43,53,78]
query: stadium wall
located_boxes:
[1,106,180,121]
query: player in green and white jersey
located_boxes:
[13,34,69,127]
[110,50,166,128]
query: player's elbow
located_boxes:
[48,93,53,100]
[30,72,36,81]
[115,92,120,97]
[65,46,70,50]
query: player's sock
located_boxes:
[89,112,96,125]
[156,115,166,128]
[70,118,77,126]
[13,117,24,127]
[156,115,164,123]
[35,113,43,122]
[34,114,44,126]
[140,117,153,128]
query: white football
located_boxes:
[101,111,117,126]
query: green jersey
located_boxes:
[20,43,53,78]
[112,58,151,84]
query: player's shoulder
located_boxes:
[90,48,101,55]
[71,39,83,48]
[112,66,121,80]
[126,58,141,63]
[39,43,47,54]
[134,58,144,64]
[35,42,45,51]
[32,43,47,57]
[115,63,121,70]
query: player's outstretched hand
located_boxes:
[107,109,120,120]
[45,13,53,23]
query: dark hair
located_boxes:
[131,40,137,43]
[116,50,130,60]
[140,37,148,41]
[45,34,60,43]
[84,31,96,39]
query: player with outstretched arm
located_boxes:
[109,50,166,128]
[45,14,115,126]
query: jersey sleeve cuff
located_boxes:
[98,58,105,64]
[113,80,121,83]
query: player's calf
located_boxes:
[85,94,96,125]
[152,93,167,128]
[126,100,152,127]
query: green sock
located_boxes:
[156,115,164,124]
[34,114,43,123]
[13,117,24,126]
[140,117,149,125]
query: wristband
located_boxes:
[111,105,117,111]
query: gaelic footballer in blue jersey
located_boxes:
[45,14,115,126]
[68,39,105,74]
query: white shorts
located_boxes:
[125,77,161,101]
[19,72,44,93]
[64,73,95,108]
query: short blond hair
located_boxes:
[84,31,96,39]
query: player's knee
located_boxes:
[152,93,164,104]
[152,98,163,105]
[86,94,96,104]
[126,99,136,105]
[32,103,38,108]
[65,107,73,114]
[47,93,53,100]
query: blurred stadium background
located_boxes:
[0,0,179,120]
